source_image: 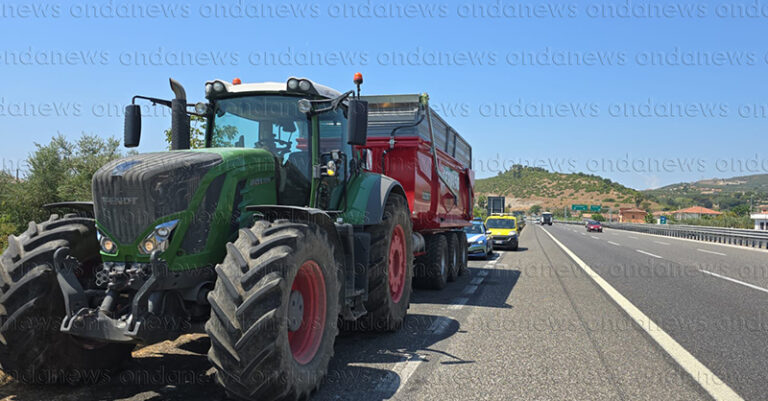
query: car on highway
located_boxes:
[464,220,493,259]
[485,214,519,251]
[586,220,603,232]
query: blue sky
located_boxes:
[0,0,766,189]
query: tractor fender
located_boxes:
[245,205,345,260]
[344,173,408,226]
[43,202,95,216]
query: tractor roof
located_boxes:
[206,77,343,100]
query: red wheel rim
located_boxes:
[288,260,326,365]
[388,225,406,303]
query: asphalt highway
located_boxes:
[1,224,727,400]
[544,222,768,401]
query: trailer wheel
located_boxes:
[415,234,448,290]
[206,220,340,401]
[446,233,459,282]
[457,234,469,276]
[351,194,413,331]
[0,215,133,384]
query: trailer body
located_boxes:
[360,94,474,233]
[487,196,505,215]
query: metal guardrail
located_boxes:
[555,220,768,250]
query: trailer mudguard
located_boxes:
[343,172,407,226]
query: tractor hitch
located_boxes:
[56,251,209,344]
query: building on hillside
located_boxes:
[750,206,768,230]
[619,207,646,223]
[672,206,721,220]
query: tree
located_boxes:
[592,213,605,222]
[528,204,542,215]
[0,134,126,249]
[477,195,487,210]
[164,115,207,149]
[473,206,487,221]
[731,204,751,217]
[644,212,655,224]
[633,192,645,207]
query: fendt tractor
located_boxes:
[0,74,473,400]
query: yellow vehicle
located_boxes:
[485,214,519,251]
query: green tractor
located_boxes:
[0,75,414,399]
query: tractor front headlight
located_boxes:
[139,220,179,255]
[98,231,117,255]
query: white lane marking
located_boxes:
[470,277,484,285]
[636,249,663,259]
[629,236,639,239]
[591,235,599,239]
[699,269,768,295]
[654,241,670,246]
[697,249,726,256]
[488,259,498,264]
[581,232,586,236]
[448,297,469,310]
[541,227,744,401]
[608,241,621,246]
[463,285,479,295]
[427,316,452,335]
[477,270,489,277]
[374,354,425,394]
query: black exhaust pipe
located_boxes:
[170,78,190,150]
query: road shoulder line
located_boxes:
[541,227,743,401]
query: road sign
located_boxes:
[571,204,587,211]
[660,216,667,224]
[590,205,602,212]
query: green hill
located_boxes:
[644,174,768,211]
[474,166,641,211]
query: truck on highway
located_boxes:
[542,211,553,225]
[363,93,474,289]
[0,75,473,400]
[487,195,505,215]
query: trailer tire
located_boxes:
[350,194,413,331]
[457,234,468,276]
[415,234,448,290]
[0,215,133,384]
[446,233,459,282]
[206,220,340,401]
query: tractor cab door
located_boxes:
[315,107,351,211]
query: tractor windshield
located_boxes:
[209,95,310,165]
[210,95,313,205]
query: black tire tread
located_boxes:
[0,215,132,384]
[206,220,340,401]
[350,194,413,331]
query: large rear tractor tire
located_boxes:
[206,220,340,401]
[415,234,448,290]
[0,215,133,384]
[350,194,413,331]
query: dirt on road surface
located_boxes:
[0,332,224,401]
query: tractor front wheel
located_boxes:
[0,215,133,384]
[206,220,340,401]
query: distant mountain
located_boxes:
[474,166,642,211]
[644,174,768,212]
[650,174,768,194]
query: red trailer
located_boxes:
[360,93,474,289]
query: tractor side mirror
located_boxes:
[346,99,368,146]
[124,104,142,148]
